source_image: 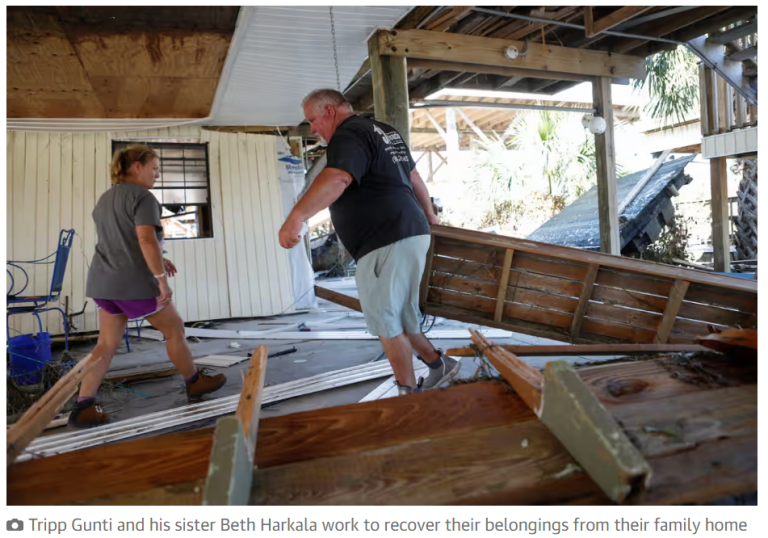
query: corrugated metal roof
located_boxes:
[211,6,412,126]
[527,154,697,251]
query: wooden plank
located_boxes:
[7,355,100,466]
[432,255,583,297]
[582,318,657,344]
[591,285,666,314]
[418,235,435,308]
[430,225,755,294]
[593,77,620,254]
[587,302,662,332]
[710,158,731,272]
[595,268,673,297]
[493,249,514,322]
[716,74,729,134]
[236,346,268,460]
[677,300,755,328]
[618,149,672,216]
[585,7,652,38]
[698,64,711,136]
[9,382,526,505]
[728,45,758,62]
[685,283,756,314]
[407,58,594,82]
[708,21,758,45]
[655,280,690,343]
[203,345,267,506]
[429,287,573,329]
[314,285,362,313]
[369,31,410,146]
[445,343,707,357]
[424,6,472,32]
[378,29,646,79]
[539,361,650,502]
[431,272,579,313]
[571,263,598,337]
[202,417,251,505]
[434,237,589,281]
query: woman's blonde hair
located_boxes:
[110,144,158,184]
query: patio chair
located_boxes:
[7,229,74,349]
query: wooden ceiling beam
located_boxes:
[423,6,473,32]
[376,29,646,79]
[407,59,594,82]
[637,6,758,57]
[608,6,731,54]
[584,6,653,38]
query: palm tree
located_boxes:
[631,45,700,126]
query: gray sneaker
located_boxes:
[418,350,461,390]
[394,380,423,396]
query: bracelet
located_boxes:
[154,272,167,279]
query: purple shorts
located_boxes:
[93,298,163,320]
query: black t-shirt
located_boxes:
[325,115,430,261]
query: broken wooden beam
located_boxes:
[469,330,651,502]
[203,346,268,506]
[7,354,101,467]
[446,343,708,357]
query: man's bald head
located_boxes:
[301,89,354,115]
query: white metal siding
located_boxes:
[7,128,293,336]
[702,126,758,159]
[212,5,412,126]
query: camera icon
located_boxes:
[7,519,24,531]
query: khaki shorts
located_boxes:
[355,235,431,338]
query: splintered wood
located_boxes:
[470,330,651,503]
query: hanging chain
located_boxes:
[329,6,341,92]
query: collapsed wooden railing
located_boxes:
[422,225,757,346]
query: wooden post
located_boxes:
[368,30,411,147]
[655,279,690,343]
[592,77,620,255]
[428,149,434,182]
[494,249,515,322]
[710,157,731,272]
[716,74,730,134]
[203,346,268,506]
[698,64,711,136]
[570,263,599,338]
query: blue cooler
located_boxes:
[8,332,53,385]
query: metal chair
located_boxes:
[7,229,74,349]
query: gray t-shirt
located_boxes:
[86,183,164,300]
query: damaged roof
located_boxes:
[527,154,697,253]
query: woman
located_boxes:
[69,144,226,429]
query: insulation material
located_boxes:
[277,138,317,310]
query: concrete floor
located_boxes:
[51,277,622,430]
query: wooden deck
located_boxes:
[8,352,756,506]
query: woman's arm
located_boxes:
[136,225,172,305]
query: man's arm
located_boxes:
[278,167,353,249]
[410,169,439,225]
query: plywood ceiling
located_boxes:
[7,7,239,118]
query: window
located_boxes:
[112,141,213,239]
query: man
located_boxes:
[278,89,460,395]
